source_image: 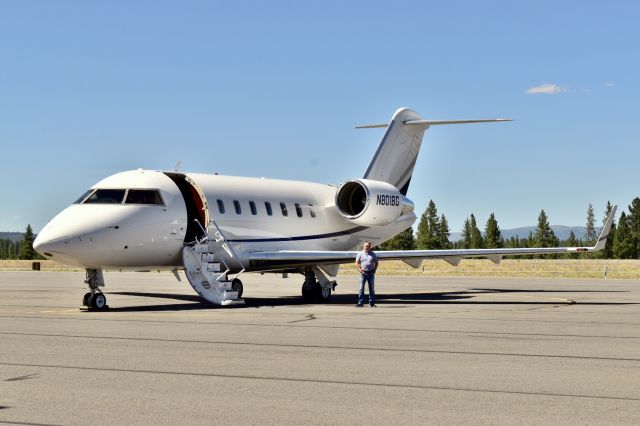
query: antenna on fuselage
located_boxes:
[172,160,182,172]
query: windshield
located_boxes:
[84,189,126,204]
[73,189,95,204]
[125,189,164,205]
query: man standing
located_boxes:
[355,241,378,307]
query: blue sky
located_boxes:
[1,1,638,233]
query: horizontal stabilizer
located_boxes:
[404,118,512,126]
[354,123,389,129]
[356,118,512,129]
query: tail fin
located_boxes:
[359,108,511,195]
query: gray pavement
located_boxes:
[1,271,639,425]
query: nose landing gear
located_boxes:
[82,269,109,310]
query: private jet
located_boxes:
[33,108,616,309]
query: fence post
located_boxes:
[604,265,608,280]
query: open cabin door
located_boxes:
[164,172,210,244]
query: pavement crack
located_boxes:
[288,314,317,323]
[5,373,39,382]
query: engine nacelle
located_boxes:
[335,179,414,226]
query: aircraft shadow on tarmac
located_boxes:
[106,288,635,312]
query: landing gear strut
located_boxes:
[83,268,108,310]
[301,267,337,303]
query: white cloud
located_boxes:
[525,83,567,95]
[604,81,614,87]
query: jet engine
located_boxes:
[335,179,413,226]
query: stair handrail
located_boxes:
[192,218,245,274]
[208,217,246,274]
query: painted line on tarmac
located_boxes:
[1,315,638,339]
[1,332,639,362]
[0,361,638,402]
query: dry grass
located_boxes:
[341,258,640,279]
[2,259,639,279]
[0,260,80,271]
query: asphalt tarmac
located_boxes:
[1,271,639,425]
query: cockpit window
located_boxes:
[125,189,164,205]
[73,189,95,204]
[84,189,126,204]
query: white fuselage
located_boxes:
[34,169,416,271]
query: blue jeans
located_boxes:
[358,272,375,305]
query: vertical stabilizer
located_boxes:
[362,108,427,195]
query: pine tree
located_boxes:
[585,203,596,245]
[627,197,640,259]
[470,214,484,248]
[505,235,521,248]
[613,212,634,259]
[378,227,416,250]
[534,209,558,248]
[400,227,417,250]
[462,218,472,249]
[484,213,502,248]
[416,200,441,249]
[18,224,38,260]
[438,214,451,249]
[567,229,577,246]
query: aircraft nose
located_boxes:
[33,231,70,258]
[33,205,104,266]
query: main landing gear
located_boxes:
[301,267,337,303]
[82,268,108,310]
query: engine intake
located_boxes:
[335,179,413,226]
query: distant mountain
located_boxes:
[0,232,24,242]
[450,225,601,242]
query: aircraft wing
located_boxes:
[249,206,616,270]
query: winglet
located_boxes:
[594,205,617,250]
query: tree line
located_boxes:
[0,224,40,260]
[377,198,640,260]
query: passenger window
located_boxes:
[295,203,303,217]
[84,189,126,204]
[308,204,316,218]
[234,200,241,215]
[217,199,225,214]
[249,201,257,215]
[265,202,273,216]
[125,190,164,205]
[73,189,95,204]
[280,202,288,217]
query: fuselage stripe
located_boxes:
[227,226,369,243]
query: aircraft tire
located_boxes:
[301,282,316,303]
[82,292,92,307]
[91,293,108,310]
[231,278,243,298]
[316,283,332,303]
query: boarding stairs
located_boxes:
[182,219,245,306]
